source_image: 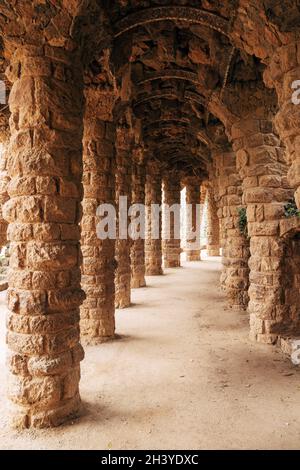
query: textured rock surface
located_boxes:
[4,45,85,428]
[212,149,250,310]
[0,140,9,248]
[206,185,220,256]
[229,111,292,343]
[200,183,207,249]
[80,87,116,343]
[131,145,146,288]
[162,174,181,268]
[115,124,133,309]
[183,177,201,261]
[145,161,163,276]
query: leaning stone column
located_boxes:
[0,131,10,248]
[115,125,133,308]
[131,145,146,288]
[4,46,85,428]
[162,173,181,268]
[184,177,201,261]
[145,161,163,275]
[230,113,292,343]
[206,186,220,256]
[212,149,250,310]
[265,43,300,209]
[80,88,116,343]
[200,183,207,231]
[199,183,207,251]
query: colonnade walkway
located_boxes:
[0,255,299,449]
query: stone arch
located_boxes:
[208,69,293,340]
[228,1,300,209]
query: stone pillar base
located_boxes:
[115,294,131,309]
[11,394,83,430]
[164,260,181,268]
[186,250,201,261]
[131,275,146,288]
[146,267,163,276]
[207,247,220,256]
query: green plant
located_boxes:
[284,200,300,218]
[237,207,248,237]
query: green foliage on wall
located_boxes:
[284,200,300,218]
[237,207,248,237]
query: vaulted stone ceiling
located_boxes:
[102,0,263,177]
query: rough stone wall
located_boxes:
[211,1,300,219]
[115,125,133,308]
[200,184,207,223]
[280,234,300,335]
[80,88,116,343]
[0,139,9,247]
[212,150,250,310]
[162,174,181,268]
[206,185,220,256]
[3,45,85,428]
[210,75,296,339]
[230,3,300,212]
[200,183,207,248]
[131,146,146,288]
[0,244,9,290]
[264,44,300,210]
[145,161,163,276]
[184,177,201,261]
[230,116,292,342]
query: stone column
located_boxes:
[212,150,250,310]
[230,115,292,343]
[200,184,207,229]
[162,174,181,268]
[184,177,201,261]
[80,88,116,343]
[206,186,220,256]
[4,46,85,428]
[131,146,146,288]
[199,183,207,250]
[115,125,133,308]
[145,161,163,275]
[265,43,300,209]
[0,136,10,248]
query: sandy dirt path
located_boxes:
[0,255,299,449]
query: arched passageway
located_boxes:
[0,0,299,437]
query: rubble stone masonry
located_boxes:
[162,175,181,268]
[131,146,146,288]
[80,88,116,343]
[4,45,85,428]
[145,162,163,276]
